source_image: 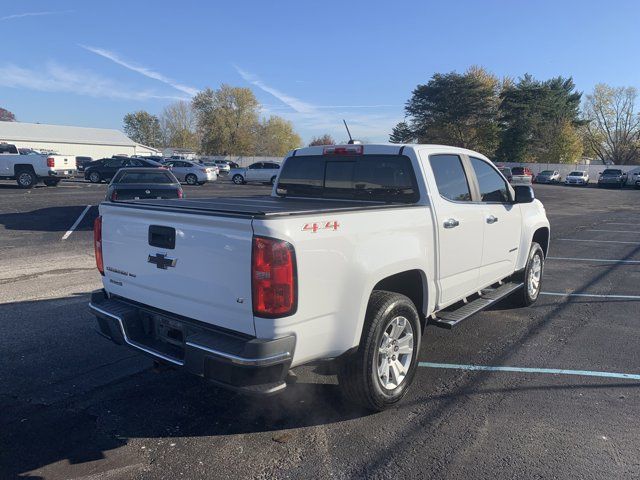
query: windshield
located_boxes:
[540,170,554,175]
[511,167,526,175]
[602,169,622,175]
[277,154,419,203]
[569,171,583,176]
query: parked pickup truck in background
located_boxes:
[89,143,550,411]
[0,142,76,188]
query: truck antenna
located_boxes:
[343,119,355,144]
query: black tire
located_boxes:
[16,170,36,189]
[43,179,60,187]
[337,291,421,412]
[232,174,245,185]
[513,242,544,307]
[88,171,102,183]
[185,174,198,185]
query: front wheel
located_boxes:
[513,242,544,307]
[337,291,421,411]
[232,174,245,185]
[88,171,101,183]
[16,171,36,188]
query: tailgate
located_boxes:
[51,155,75,172]
[100,203,256,335]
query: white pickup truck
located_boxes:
[0,143,76,187]
[89,144,550,411]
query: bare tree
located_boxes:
[309,134,335,146]
[0,107,16,122]
[160,101,198,150]
[583,84,640,165]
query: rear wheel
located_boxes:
[513,242,544,307]
[43,178,60,187]
[337,291,421,411]
[88,171,101,183]
[185,174,198,185]
[16,170,36,188]
[232,174,245,185]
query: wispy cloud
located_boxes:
[0,62,186,101]
[235,65,315,114]
[235,65,403,141]
[80,45,199,96]
[1,10,73,21]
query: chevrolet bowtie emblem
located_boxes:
[148,253,177,269]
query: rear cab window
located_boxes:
[277,154,419,203]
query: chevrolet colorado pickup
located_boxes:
[89,144,550,411]
[0,143,76,187]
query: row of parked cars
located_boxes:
[497,166,639,188]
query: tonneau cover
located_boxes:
[108,196,416,218]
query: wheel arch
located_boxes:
[532,227,550,257]
[371,269,429,333]
[13,164,36,176]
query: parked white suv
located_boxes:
[89,144,549,411]
[230,162,280,185]
[0,143,76,187]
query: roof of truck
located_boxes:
[288,143,490,161]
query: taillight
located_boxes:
[252,236,296,317]
[47,157,55,167]
[323,145,363,155]
[177,188,183,198]
[94,216,104,275]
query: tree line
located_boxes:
[123,85,302,157]
[390,67,640,165]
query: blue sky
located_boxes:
[2,0,640,143]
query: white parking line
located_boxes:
[541,292,640,300]
[418,362,640,380]
[61,205,92,240]
[547,256,640,265]
[587,229,640,234]
[557,238,640,245]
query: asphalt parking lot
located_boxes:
[1,179,640,479]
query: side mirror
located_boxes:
[514,185,535,204]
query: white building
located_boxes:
[0,121,161,160]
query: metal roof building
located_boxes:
[0,122,160,160]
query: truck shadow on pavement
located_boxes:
[0,205,97,233]
[0,295,369,479]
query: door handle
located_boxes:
[443,218,459,229]
[487,215,499,224]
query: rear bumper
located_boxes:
[47,169,76,178]
[89,290,295,394]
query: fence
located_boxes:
[500,162,640,185]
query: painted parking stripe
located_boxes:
[61,205,92,240]
[586,229,640,234]
[540,292,640,300]
[418,362,640,381]
[557,238,640,245]
[547,256,640,264]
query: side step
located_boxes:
[430,281,524,329]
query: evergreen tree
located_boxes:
[389,122,415,143]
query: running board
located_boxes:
[430,281,524,329]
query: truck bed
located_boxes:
[106,196,419,218]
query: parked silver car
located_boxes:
[535,170,561,184]
[163,160,217,185]
[564,171,589,186]
[230,162,281,185]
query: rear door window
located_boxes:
[428,154,472,202]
